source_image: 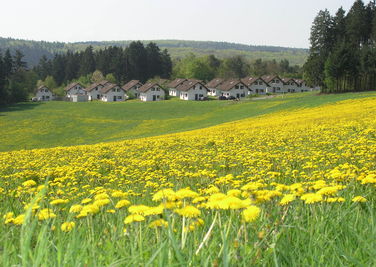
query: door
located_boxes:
[113,96,116,102]
[195,94,198,100]
[153,95,157,101]
[236,93,240,98]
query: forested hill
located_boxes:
[0,37,308,67]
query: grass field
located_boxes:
[0,92,375,266]
[1,92,376,152]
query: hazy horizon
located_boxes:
[1,0,356,49]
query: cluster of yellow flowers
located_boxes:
[0,97,375,233]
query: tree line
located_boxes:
[304,0,376,93]
[0,49,38,105]
[173,54,301,81]
[34,41,173,87]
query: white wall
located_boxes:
[248,80,268,95]
[179,84,208,100]
[36,88,53,101]
[169,88,178,96]
[140,86,165,101]
[220,84,248,98]
[87,85,103,101]
[67,85,86,98]
[101,88,126,102]
[126,87,140,99]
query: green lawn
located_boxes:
[1,91,375,151]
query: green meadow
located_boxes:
[1,91,376,152]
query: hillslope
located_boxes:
[1,91,375,152]
[0,37,308,67]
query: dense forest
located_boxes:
[0,49,38,104]
[304,0,376,93]
[0,38,308,67]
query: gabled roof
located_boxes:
[99,80,111,86]
[206,78,224,88]
[261,75,284,84]
[168,78,187,88]
[100,83,123,94]
[122,80,142,91]
[217,79,248,91]
[139,82,162,93]
[65,82,83,91]
[282,78,299,86]
[37,85,49,90]
[294,79,306,86]
[241,76,269,87]
[85,83,103,92]
[176,79,208,92]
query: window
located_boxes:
[156,88,160,91]
[112,88,116,92]
[235,85,239,89]
[117,96,122,99]
[240,86,244,89]
[200,86,202,89]
[151,88,155,91]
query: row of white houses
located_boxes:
[35,75,319,102]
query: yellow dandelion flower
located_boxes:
[352,196,367,203]
[149,219,168,228]
[50,199,69,205]
[69,204,83,213]
[242,206,261,223]
[279,194,296,206]
[175,205,201,218]
[81,198,92,204]
[22,180,37,187]
[13,214,25,225]
[38,208,57,221]
[152,189,176,202]
[61,222,75,232]
[115,199,131,209]
[124,214,145,224]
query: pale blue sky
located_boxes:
[1,0,356,48]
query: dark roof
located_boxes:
[282,78,299,86]
[139,82,162,93]
[65,82,83,91]
[167,78,187,88]
[206,78,224,88]
[100,83,123,94]
[99,80,111,86]
[176,80,208,92]
[85,83,103,92]
[261,75,285,84]
[242,76,269,86]
[217,79,248,91]
[122,80,142,91]
[294,79,306,85]
[37,85,49,90]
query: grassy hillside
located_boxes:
[0,96,375,265]
[0,37,308,67]
[1,92,375,152]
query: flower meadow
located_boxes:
[0,97,375,266]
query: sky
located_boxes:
[1,0,357,48]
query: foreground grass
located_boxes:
[1,91,376,151]
[0,96,375,266]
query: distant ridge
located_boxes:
[0,37,308,67]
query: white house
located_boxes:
[122,80,143,99]
[139,83,165,101]
[217,79,248,99]
[72,95,88,102]
[261,75,285,94]
[294,79,311,92]
[85,83,104,101]
[65,82,86,98]
[282,78,300,93]
[100,83,126,102]
[177,80,208,100]
[167,78,187,96]
[35,85,54,101]
[206,78,224,96]
[241,77,269,95]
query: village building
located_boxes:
[241,77,269,95]
[167,78,187,97]
[65,82,86,98]
[294,79,311,92]
[261,75,285,93]
[100,83,126,102]
[206,78,225,96]
[122,80,143,99]
[139,83,165,101]
[85,83,104,101]
[282,78,300,93]
[177,80,208,100]
[35,85,54,101]
[217,79,249,99]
